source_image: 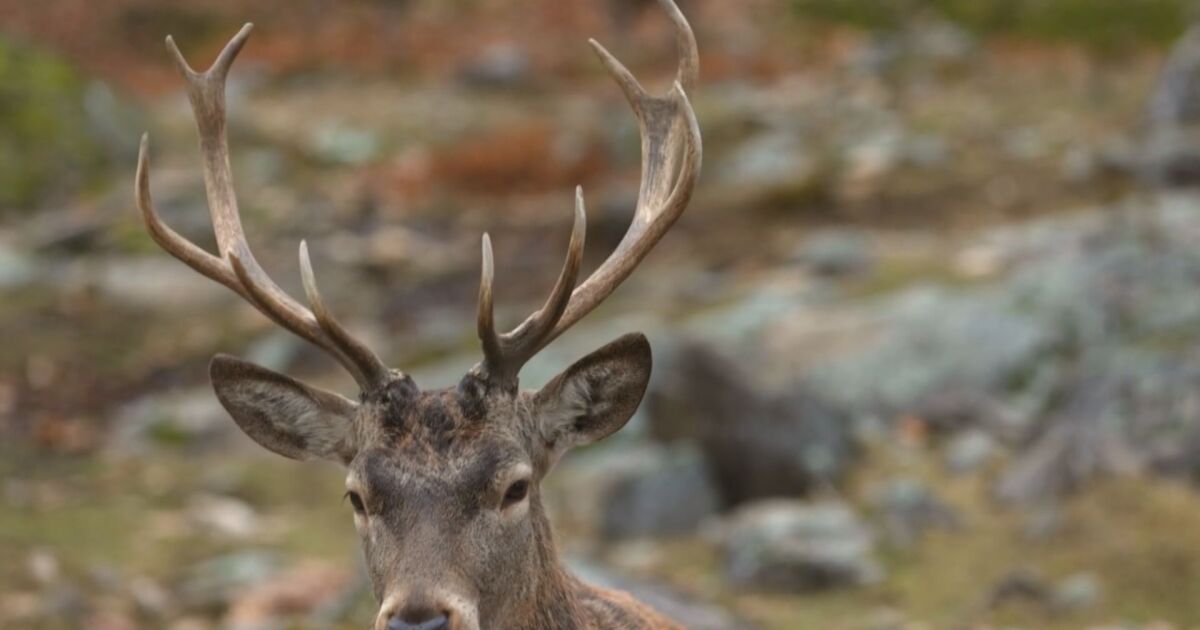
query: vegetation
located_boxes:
[0,38,111,213]
[651,441,1200,629]
[792,0,1192,51]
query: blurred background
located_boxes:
[4,0,1200,628]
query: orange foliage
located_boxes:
[430,124,608,195]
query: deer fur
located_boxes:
[212,335,681,629]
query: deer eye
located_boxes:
[344,490,366,515]
[501,479,530,509]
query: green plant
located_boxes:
[0,38,110,213]
[792,0,1192,51]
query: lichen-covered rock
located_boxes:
[553,443,720,542]
[944,429,997,474]
[597,444,721,541]
[794,228,875,277]
[717,500,882,592]
[647,342,858,506]
[869,478,961,547]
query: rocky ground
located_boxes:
[5,1,1200,628]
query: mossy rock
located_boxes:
[0,37,114,214]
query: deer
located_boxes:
[134,1,700,628]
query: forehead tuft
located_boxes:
[358,376,512,457]
[350,382,529,490]
[357,436,520,485]
[388,391,477,453]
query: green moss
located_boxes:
[791,0,1189,51]
[145,419,197,448]
[0,452,356,584]
[0,37,111,213]
[844,256,978,298]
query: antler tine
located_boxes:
[477,190,587,384]
[550,0,701,343]
[164,24,253,261]
[137,133,246,300]
[136,25,391,391]
[477,233,502,372]
[660,0,699,90]
[473,0,701,385]
[298,242,391,383]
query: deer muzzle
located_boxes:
[376,589,479,630]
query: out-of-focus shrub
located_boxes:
[0,38,110,214]
[792,0,1189,51]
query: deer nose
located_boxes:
[386,609,449,630]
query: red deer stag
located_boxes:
[134,1,700,628]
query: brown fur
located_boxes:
[211,333,679,629]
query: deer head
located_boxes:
[134,2,700,628]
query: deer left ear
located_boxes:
[210,354,359,464]
[533,333,652,457]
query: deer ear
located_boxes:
[533,333,652,457]
[210,354,359,463]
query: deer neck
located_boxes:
[498,499,587,629]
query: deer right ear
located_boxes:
[532,333,652,462]
[210,354,359,463]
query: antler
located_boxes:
[476,0,702,385]
[135,24,392,391]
